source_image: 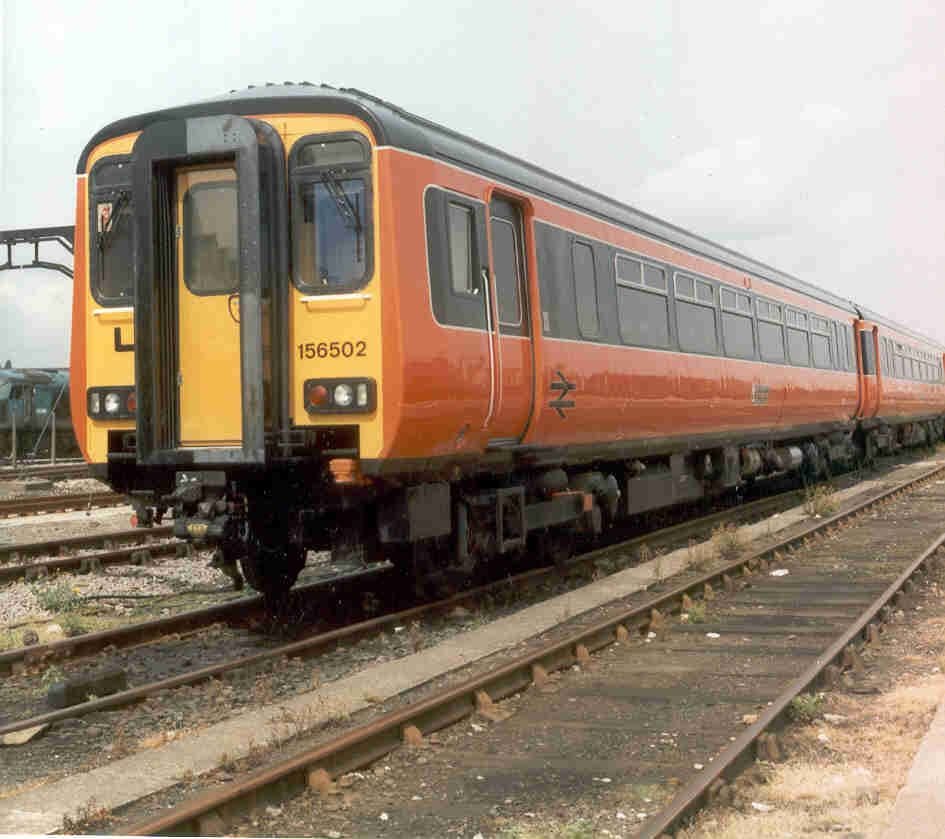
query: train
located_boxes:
[0,363,77,462]
[69,83,945,601]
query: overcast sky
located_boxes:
[1,0,943,366]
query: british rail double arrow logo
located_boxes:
[549,371,576,418]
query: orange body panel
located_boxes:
[378,148,859,460]
[69,186,89,461]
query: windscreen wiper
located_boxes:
[97,190,130,254]
[321,171,363,262]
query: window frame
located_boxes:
[448,202,478,299]
[489,215,525,328]
[809,314,833,369]
[614,251,671,349]
[673,271,720,356]
[181,177,241,297]
[572,239,600,339]
[288,131,374,295]
[88,154,135,307]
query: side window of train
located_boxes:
[785,309,810,366]
[675,274,718,355]
[720,287,755,360]
[615,253,670,348]
[810,315,832,369]
[89,155,134,306]
[572,241,600,338]
[424,187,488,330]
[489,197,528,336]
[757,299,786,363]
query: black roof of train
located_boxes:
[78,83,943,351]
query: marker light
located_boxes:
[356,383,369,407]
[104,392,122,414]
[126,391,137,413]
[89,392,101,414]
[333,383,354,407]
[308,384,329,405]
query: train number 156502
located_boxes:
[297,341,367,359]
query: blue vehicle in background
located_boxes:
[0,362,78,463]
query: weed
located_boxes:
[61,799,112,833]
[560,820,595,839]
[712,523,742,560]
[62,614,87,637]
[31,580,79,613]
[687,539,716,572]
[40,665,65,690]
[688,601,707,623]
[252,674,275,705]
[804,484,838,517]
[790,692,825,723]
[652,549,667,583]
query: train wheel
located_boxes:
[239,536,305,605]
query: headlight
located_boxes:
[104,392,122,414]
[333,384,354,407]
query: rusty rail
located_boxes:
[123,464,945,836]
[0,490,125,519]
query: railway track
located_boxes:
[0,462,89,482]
[0,482,804,739]
[117,461,945,837]
[0,490,126,519]
[0,527,179,584]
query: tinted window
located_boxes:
[448,204,475,295]
[183,178,239,295]
[573,242,599,337]
[722,312,755,360]
[787,327,810,366]
[860,331,876,374]
[491,218,522,325]
[90,159,134,304]
[616,255,642,285]
[812,333,832,368]
[292,136,373,294]
[618,285,670,348]
[643,264,666,291]
[675,274,695,298]
[759,321,785,363]
[296,139,367,168]
[296,177,368,291]
[677,300,717,354]
[696,280,714,304]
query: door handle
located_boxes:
[227,293,241,324]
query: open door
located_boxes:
[131,115,287,467]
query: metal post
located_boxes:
[10,408,16,469]
[51,411,57,464]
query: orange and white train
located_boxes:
[70,84,945,598]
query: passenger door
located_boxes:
[485,195,533,444]
[856,322,880,419]
[174,166,243,447]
